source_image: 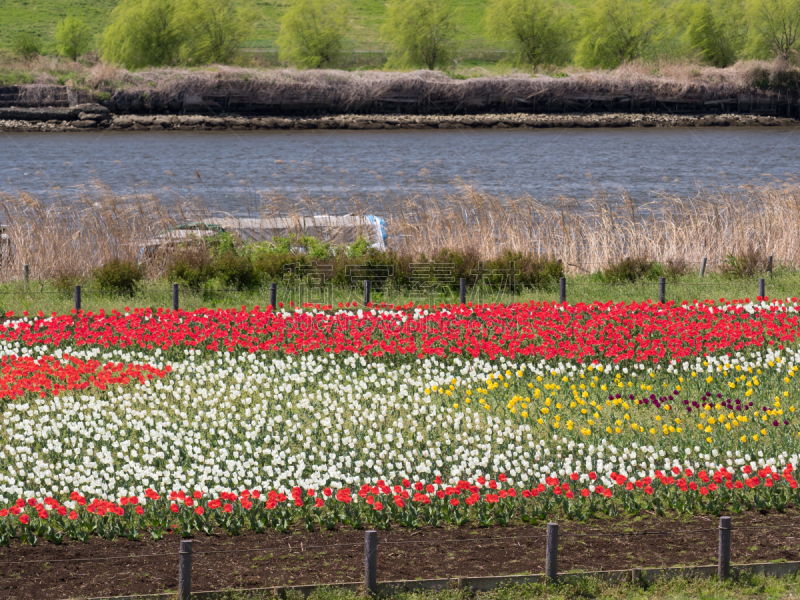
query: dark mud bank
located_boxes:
[1,106,796,132]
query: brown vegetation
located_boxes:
[2,53,799,110]
[3,178,800,280]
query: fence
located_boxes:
[56,276,782,313]
[0,253,791,315]
[1,517,798,600]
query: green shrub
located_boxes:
[664,257,690,281]
[603,256,663,283]
[214,252,259,290]
[208,231,239,258]
[252,252,302,282]
[166,246,216,291]
[721,243,770,278]
[52,268,84,298]
[94,259,145,296]
[484,251,563,290]
[11,33,42,59]
[346,236,371,258]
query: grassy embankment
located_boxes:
[0,180,798,314]
[132,575,800,600]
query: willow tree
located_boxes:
[177,0,257,65]
[381,0,461,70]
[55,17,92,61]
[277,0,351,68]
[575,0,665,69]
[745,0,800,58]
[485,0,572,66]
[100,0,182,68]
[670,0,747,67]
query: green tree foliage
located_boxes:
[381,0,461,70]
[575,0,665,69]
[55,16,92,61]
[485,0,572,66]
[101,0,255,68]
[745,0,800,58]
[100,0,182,68]
[11,32,42,59]
[277,0,351,68]
[177,0,257,65]
[670,0,747,67]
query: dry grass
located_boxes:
[4,180,800,280]
[261,180,800,273]
[2,51,797,109]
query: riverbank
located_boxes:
[1,106,796,131]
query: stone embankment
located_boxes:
[0,105,796,131]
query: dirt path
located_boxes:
[1,510,799,599]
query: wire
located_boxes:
[0,552,175,566]
[562,528,717,538]
[193,542,363,556]
[380,534,548,546]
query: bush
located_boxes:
[664,257,690,281]
[721,243,770,278]
[485,251,563,289]
[11,33,42,59]
[252,252,300,283]
[213,252,259,290]
[166,246,216,291]
[55,16,92,61]
[603,256,663,283]
[94,259,145,296]
[346,236,371,258]
[52,268,84,298]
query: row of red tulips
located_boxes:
[0,298,798,361]
[0,466,795,545]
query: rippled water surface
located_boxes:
[1,127,799,213]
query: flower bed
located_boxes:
[1,298,800,544]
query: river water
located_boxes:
[1,127,799,213]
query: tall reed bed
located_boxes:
[3,179,800,280]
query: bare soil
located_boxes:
[2,510,800,600]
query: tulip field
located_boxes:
[2,297,800,545]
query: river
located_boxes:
[1,127,799,213]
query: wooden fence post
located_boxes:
[759,278,765,299]
[172,283,179,311]
[545,522,559,581]
[364,530,377,595]
[178,539,192,600]
[718,516,731,580]
[74,286,81,312]
[700,257,707,278]
[659,277,666,304]
[559,277,566,304]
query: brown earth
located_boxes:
[0,111,797,133]
[1,509,800,600]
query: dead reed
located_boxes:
[3,179,800,280]
[2,51,796,108]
